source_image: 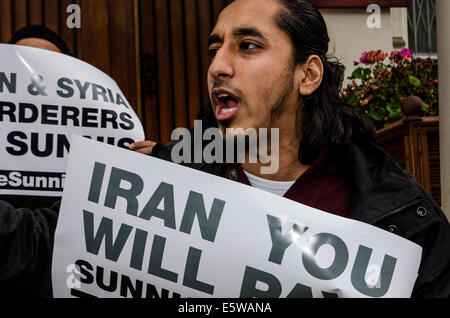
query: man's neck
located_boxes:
[241,136,309,182]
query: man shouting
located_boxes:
[132,0,450,297]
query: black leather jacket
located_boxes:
[0,200,59,297]
[151,138,450,298]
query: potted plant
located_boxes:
[342,49,439,130]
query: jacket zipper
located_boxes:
[368,194,422,225]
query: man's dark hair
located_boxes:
[8,25,72,56]
[276,0,375,164]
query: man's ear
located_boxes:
[296,55,324,96]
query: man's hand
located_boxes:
[129,140,157,155]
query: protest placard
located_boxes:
[52,135,422,298]
[0,44,144,197]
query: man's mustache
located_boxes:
[211,82,245,100]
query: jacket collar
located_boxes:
[344,140,424,224]
[223,140,423,224]
[153,138,425,225]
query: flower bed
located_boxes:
[342,49,439,130]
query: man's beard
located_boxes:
[217,69,296,158]
[216,67,296,131]
[266,69,295,128]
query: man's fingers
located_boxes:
[129,140,157,155]
[130,140,153,149]
[129,140,156,150]
[135,147,154,155]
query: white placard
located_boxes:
[0,44,144,197]
[52,135,422,298]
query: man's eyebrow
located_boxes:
[232,27,267,40]
[208,34,222,47]
[208,27,267,47]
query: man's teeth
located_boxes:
[218,93,229,98]
[221,107,236,114]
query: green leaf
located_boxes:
[385,97,401,117]
[399,80,408,88]
[386,103,394,113]
[409,75,422,86]
[363,68,372,80]
[375,63,384,70]
[388,110,402,120]
[351,67,372,81]
[346,94,359,107]
[351,68,366,80]
[369,109,386,121]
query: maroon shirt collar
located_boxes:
[224,148,351,218]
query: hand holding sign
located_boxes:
[129,140,157,155]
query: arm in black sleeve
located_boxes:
[411,189,450,298]
[0,200,60,298]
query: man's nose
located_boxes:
[208,47,234,80]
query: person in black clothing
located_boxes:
[8,25,72,56]
[1,25,72,210]
[132,0,450,298]
[0,26,71,296]
[0,200,59,297]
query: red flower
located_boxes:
[400,48,412,58]
[390,49,413,62]
[360,52,370,65]
[360,50,387,65]
[390,51,399,60]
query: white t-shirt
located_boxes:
[244,171,296,197]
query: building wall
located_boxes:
[321,8,409,83]
[0,0,140,127]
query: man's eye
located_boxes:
[208,48,218,59]
[240,42,260,51]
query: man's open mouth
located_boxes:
[212,90,240,120]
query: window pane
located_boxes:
[408,0,437,55]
